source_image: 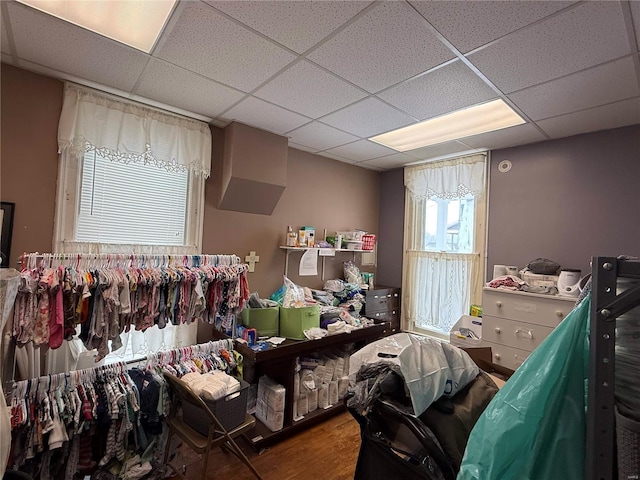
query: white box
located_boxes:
[522,272,559,288]
[450,315,483,348]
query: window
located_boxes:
[403,154,486,338]
[423,196,475,253]
[54,82,210,254]
[48,83,212,369]
[76,150,189,246]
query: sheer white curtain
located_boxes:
[403,154,487,337]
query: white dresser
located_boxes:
[481,287,576,371]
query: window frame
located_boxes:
[402,153,488,337]
[53,149,204,254]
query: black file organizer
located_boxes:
[587,256,640,480]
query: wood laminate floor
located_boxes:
[170,410,361,480]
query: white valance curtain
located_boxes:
[403,153,487,336]
[57,83,212,178]
[404,153,486,200]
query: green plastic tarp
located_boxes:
[457,296,590,480]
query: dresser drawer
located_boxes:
[482,340,531,371]
[482,289,574,328]
[366,309,399,323]
[482,315,554,353]
[365,288,400,312]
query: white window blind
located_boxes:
[76,150,188,246]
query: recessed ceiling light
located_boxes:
[16,0,177,53]
[369,99,526,151]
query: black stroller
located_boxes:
[346,361,499,480]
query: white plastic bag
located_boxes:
[282,275,306,308]
[349,332,479,416]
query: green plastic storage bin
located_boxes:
[279,305,320,340]
[241,307,279,337]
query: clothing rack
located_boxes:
[587,256,640,480]
[7,338,236,478]
[18,252,242,270]
[10,338,234,397]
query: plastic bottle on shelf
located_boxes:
[286,226,298,247]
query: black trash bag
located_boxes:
[527,258,561,275]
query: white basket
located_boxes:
[337,231,364,242]
[450,315,483,348]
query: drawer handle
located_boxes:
[374,295,379,299]
[515,328,533,339]
[494,327,501,334]
[556,311,564,318]
[392,310,396,315]
[496,301,502,308]
[387,294,392,298]
[494,353,501,360]
[394,293,398,297]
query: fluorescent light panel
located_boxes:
[369,99,526,151]
[16,0,177,53]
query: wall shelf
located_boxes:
[279,246,369,279]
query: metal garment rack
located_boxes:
[587,256,640,480]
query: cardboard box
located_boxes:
[241,306,279,337]
[279,305,320,340]
[461,347,515,382]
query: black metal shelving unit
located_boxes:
[587,256,640,480]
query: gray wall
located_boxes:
[376,168,404,288]
[487,125,640,279]
[378,125,640,289]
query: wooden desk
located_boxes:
[234,321,392,448]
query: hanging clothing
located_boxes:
[11,255,249,361]
[8,338,235,479]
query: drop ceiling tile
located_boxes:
[410,1,576,54]
[403,141,474,161]
[320,97,415,138]
[319,152,354,164]
[222,97,310,135]
[206,0,370,54]
[537,97,640,139]
[307,1,454,93]
[155,1,295,92]
[135,58,245,118]
[358,163,383,172]
[359,153,417,170]
[254,60,367,118]
[324,139,397,162]
[286,122,359,151]
[458,123,547,150]
[468,2,630,94]
[378,60,497,120]
[509,57,640,121]
[7,2,148,91]
[289,142,320,154]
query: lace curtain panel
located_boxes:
[55,241,198,256]
[57,83,212,178]
[404,153,486,199]
[403,154,487,335]
[404,251,480,334]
